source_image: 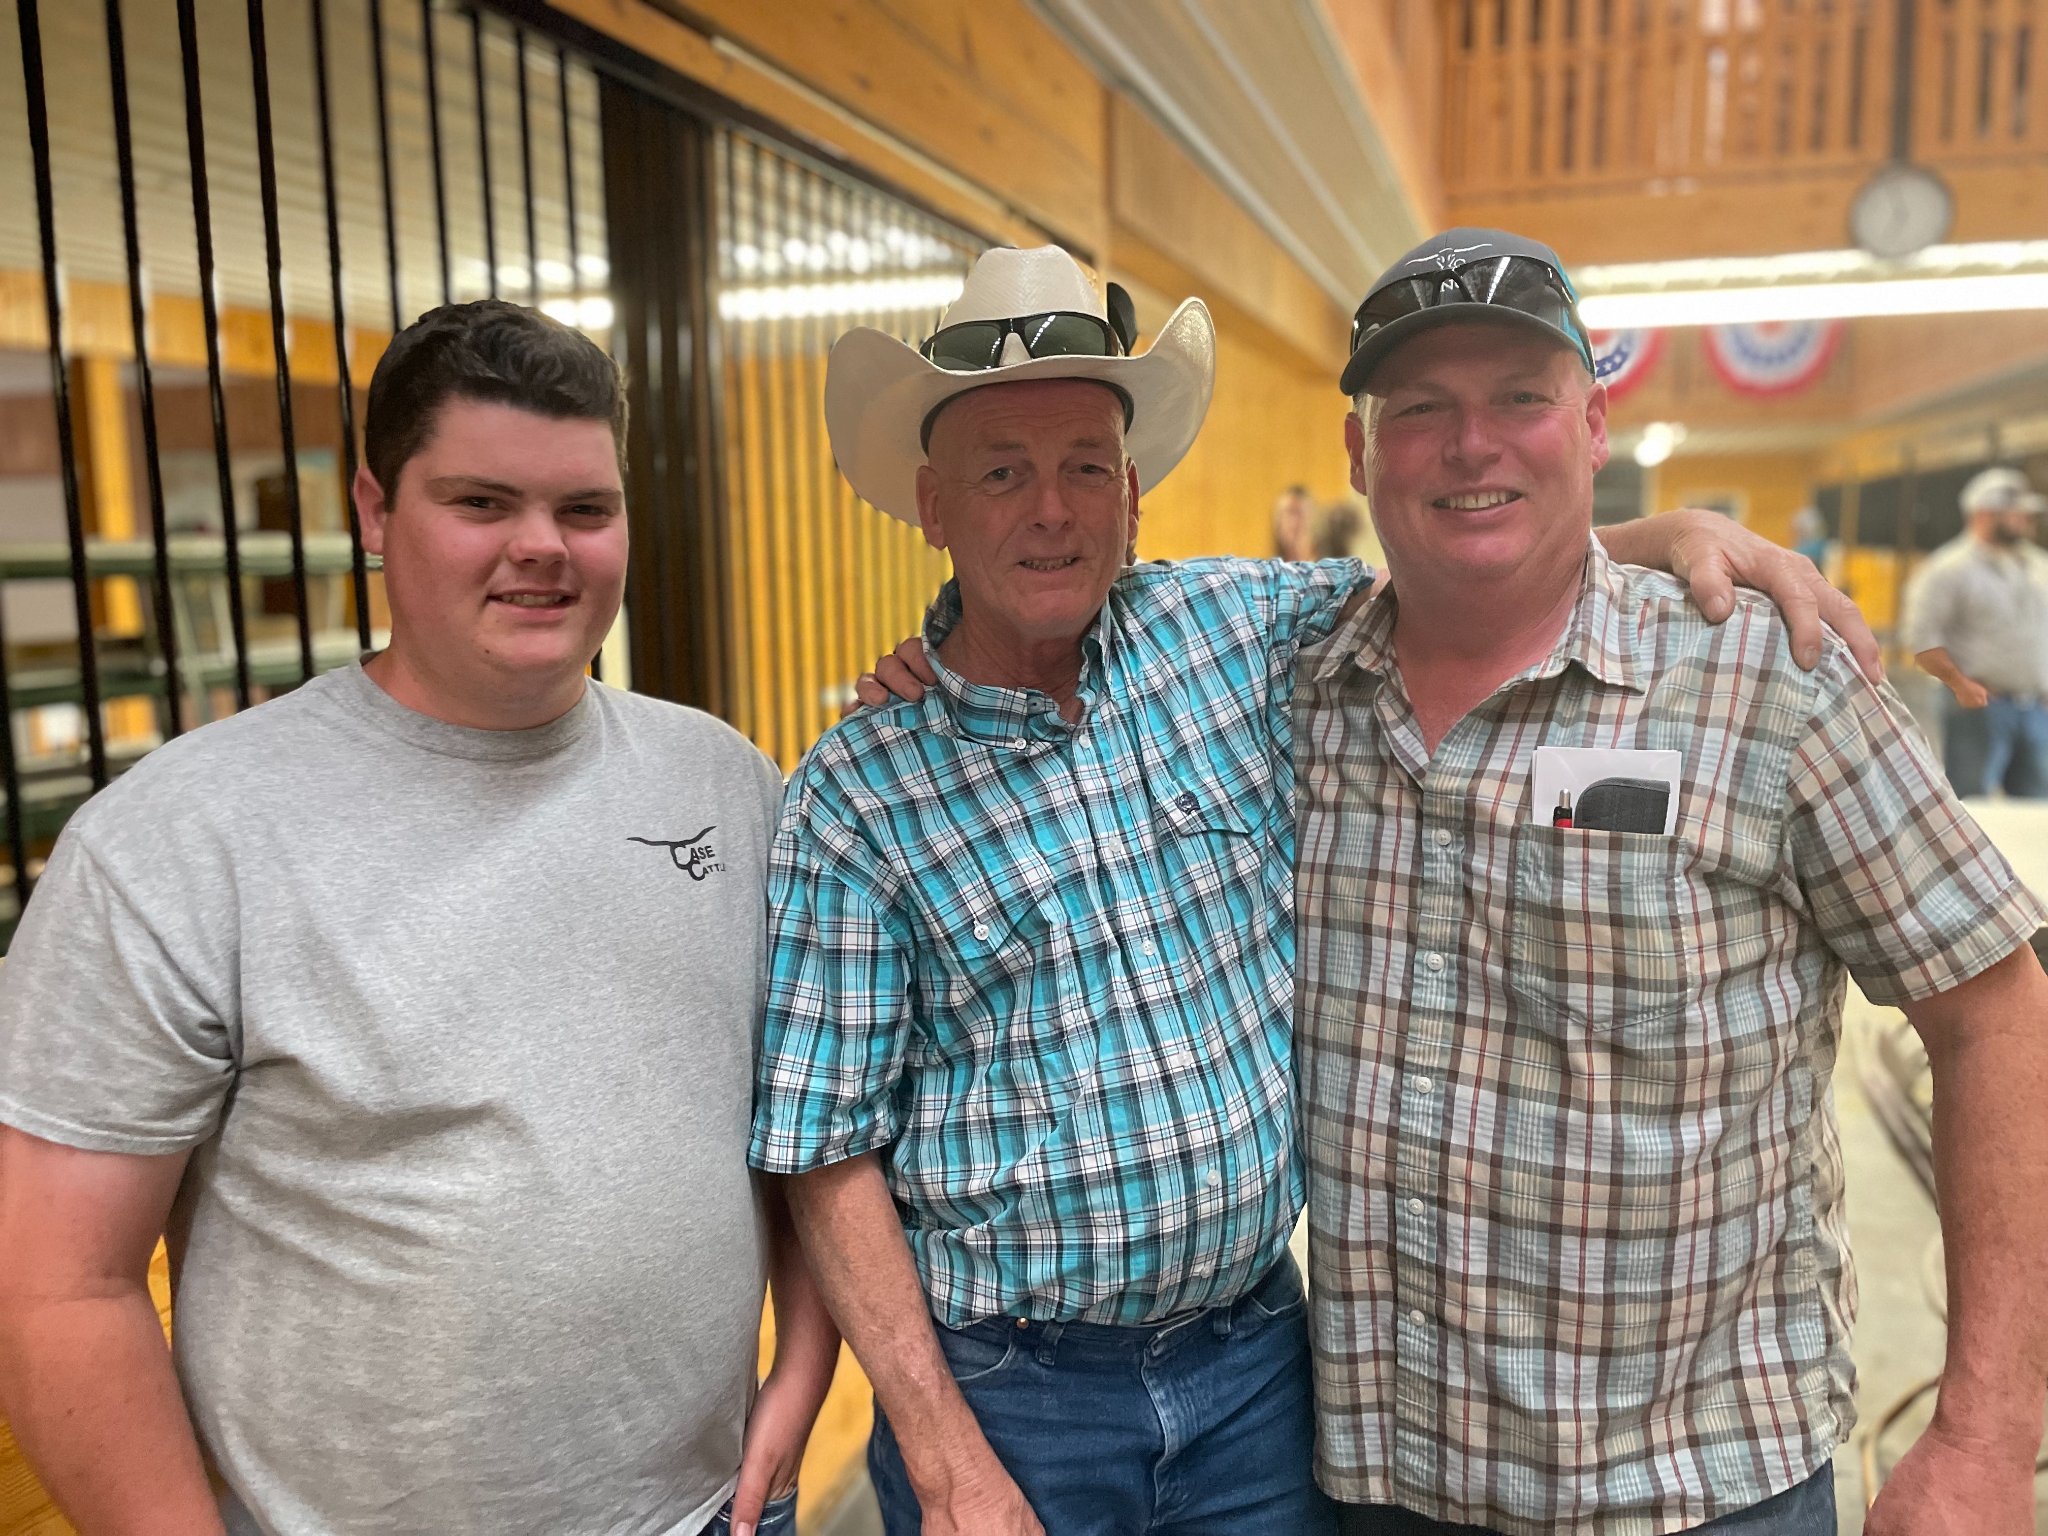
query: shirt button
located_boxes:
[1425,952,1445,972]
[1434,828,1452,848]
[1169,1050,1197,1071]
[1413,1077,1434,1094]
[1204,1168,1221,1189]
[1194,1262,1214,1278]
[1407,1197,1424,1215]
[973,921,990,941]
[1409,1308,1426,1326]
[1142,940,1157,957]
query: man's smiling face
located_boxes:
[1349,323,1608,591]
[915,377,1140,654]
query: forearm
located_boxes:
[1593,513,1676,568]
[782,1154,998,1493]
[0,1290,223,1536]
[760,1175,840,1397]
[1921,961,2048,1453]
[1914,647,1977,693]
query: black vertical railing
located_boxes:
[176,0,253,711]
[310,0,374,650]
[246,0,317,682]
[369,0,406,331]
[105,0,184,741]
[471,8,501,298]
[516,30,541,308]
[18,0,109,792]
[423,0,453,304]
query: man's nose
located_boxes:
[1445,406,1502,466]
[506,508,569,561]
[1026,472,1075,528]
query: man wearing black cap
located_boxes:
[1296,228,2048,1535]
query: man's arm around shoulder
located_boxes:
[1869,945,2048,1535]
[0,1126,223,1536]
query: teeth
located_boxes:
[1020,558,1076,570]
[1440,492,1516,510]
[498,593,569,606]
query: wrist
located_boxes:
[1930,1380,2048,1461]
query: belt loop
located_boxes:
[1211,1303,1233,1341]
[1034,1320,1064,1366]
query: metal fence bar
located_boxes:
[311,0,374,649]
[470,8,500,297]
[369,0,405,329]
[559,43,599,683]
[423,0,453,303]
[105,0,184,740]
[176,0,253,710]
[0,587,27,922]
[19,0,110,789]
[246,0,317,682]
[516,28,540,306]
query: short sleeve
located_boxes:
[0,823,236,1154]
[748,781,917,1173]
[1899,558,1957,656]
[1263,558,1372,668]
[1787,643,2044,1005]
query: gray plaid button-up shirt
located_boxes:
[1294,539,2041,1535]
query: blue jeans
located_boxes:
[696,1490,797,1536]
[869,1255,1336,1535]
[1942,693,2048,798]
[1334,1462,1836,1534]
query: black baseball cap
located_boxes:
[1339,227,1595,397]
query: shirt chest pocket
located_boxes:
[920,853,1065,1022]
[1508,828,1690,1033]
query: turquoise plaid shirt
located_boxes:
[750,557,1366,1326]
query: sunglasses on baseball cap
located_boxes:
[1339,229,1595,397]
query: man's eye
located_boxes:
[985,466,1015,484]
[565,504,613,518]
[461,496,499,510]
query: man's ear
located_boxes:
[354,464,390,557]
[1585,379,1611,475]
[1124,460,1142,564]
[913,464,947,553]
[1344,410,1371,496]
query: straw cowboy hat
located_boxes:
[823,245,1216,524]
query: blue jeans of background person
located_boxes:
[868,1254,1336,1536]
[1942,693,2048,798]
[696,1490,797,1536]
[1333,1462,1836,1535]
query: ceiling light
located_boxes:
[1582,273,2048,329]
[1632,421,1686,468]
[717,275,965,323]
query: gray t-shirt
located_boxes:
[0,663,784,1536]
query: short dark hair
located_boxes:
[363,299,626,493]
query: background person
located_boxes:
[1904,465,2048,797]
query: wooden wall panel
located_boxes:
[1108,97,1351,378]
[1127,278,1357,562]
[641,0,1110,253]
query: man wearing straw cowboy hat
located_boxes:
[753,246,1871,1536]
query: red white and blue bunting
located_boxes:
[1588,328,1662,401]
[1702,320,1843,397]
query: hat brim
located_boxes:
[1338,306,1590,397]
[826,298,1216,524]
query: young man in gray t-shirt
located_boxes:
[0,302,836,1536]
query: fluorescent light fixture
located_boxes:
[1582,273,2048,329]
[718,274,965,323]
